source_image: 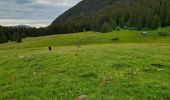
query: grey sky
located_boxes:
[0,0,81,27]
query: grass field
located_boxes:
[0,27,170,100]
[0,27,170,49]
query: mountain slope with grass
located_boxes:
[0,27,170,49]
[0,26,170,100]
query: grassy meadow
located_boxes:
[0,27,170,49]
[0,27,170,100]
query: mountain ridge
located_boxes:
[51,0,170,33]
[52,0,117,24]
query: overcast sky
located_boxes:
[0,0,81,27]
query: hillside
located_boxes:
[52,0,117,24]
[51,0,170,33]
[0,28,170,100]
[0,27,170,49]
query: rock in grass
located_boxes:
[77,95,87,100]
[157,69,165,71]
[19,56,25,59]
[34,72,37,75]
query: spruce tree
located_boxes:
[151,15,160,30]
[100,22,112,33]
[137,15,144,30]
[109,19,117,29]
[13,31,22,43]
[0,32,8,43]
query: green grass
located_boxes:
[0,27,170,49]
[0,27,170,100]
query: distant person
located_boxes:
[77,44,81,48]
[49,46,52,51]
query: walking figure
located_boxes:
[49,46,52,51]
[77,44,81,48]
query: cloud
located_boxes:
[36,0,81,6]
[0,0,81,27]
[15,0,34,4]
[0,19,49,27]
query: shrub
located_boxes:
[123,26,128,29]
[112,63,124,69]
[101,22,112,33]
[116,26,120,31]
[80,72,97,78]
[112,37,119,41]
[151,63,164,68]
[129,27,136,30]
[158,31,169,36]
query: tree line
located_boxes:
[0,26,51,43]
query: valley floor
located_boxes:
[0,43,170,100]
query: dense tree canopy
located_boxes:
[52,0,170,33]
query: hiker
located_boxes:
[49,46,52,51]
[77,44,81,48]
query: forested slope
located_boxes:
[51,0,170,33]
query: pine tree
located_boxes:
[0,32,8,43]
[159,1,168,27]
[100,22,112,33]
[137,15,143,30]
[13,31,22,43]
[109,19,117,29]
[151,15,160,30]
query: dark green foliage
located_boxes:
[51,0,170,33]
[0,32,8,43]
[123,26,128,29]
[116,26,120,31]
[109,19,117,29]
[0,26,8,43]
[129,27,136,30]
[112,63,126,70]
[80,72,97,78]
[151,15,160,30]
[13,31,22,43]
[151,63,165,68]
[52,0,117,24]
[137,15,144,30]
[158,31,169,36]
[0,26,51,44]
[101,22,112,33]
[112,37,119,41]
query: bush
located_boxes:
[116,26,120,31]
[80,72,97,78]
[101,22,112,33]
[112,37,119,41]
[129,27,136,30]
[123,26,128,29]
[158,31,169,36]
